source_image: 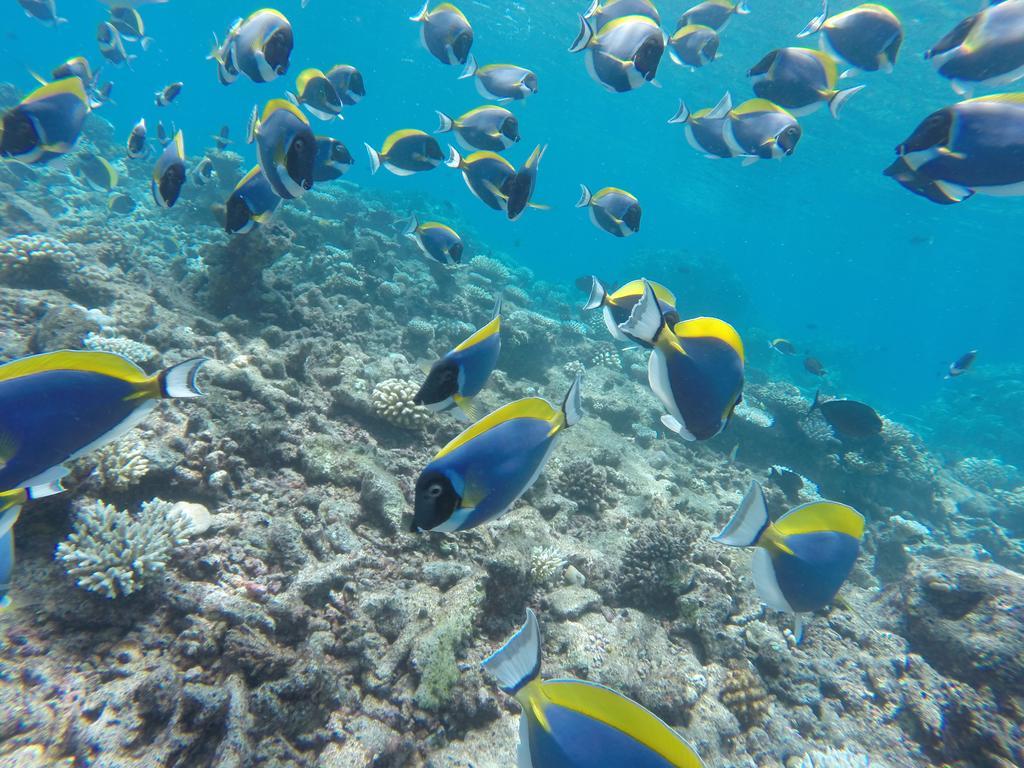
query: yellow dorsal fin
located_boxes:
[382,128,427,155]
[732,98,787,116]
[673,316,744,361]
[434,397,558,460]
[609,279,676,308]
[0,350,148,385]
[454,316,500,352]
[262,98,309,126]
[23,76,89,108]
[773,501,865,540]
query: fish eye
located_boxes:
[428,483,444,498]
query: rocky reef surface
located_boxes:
[0,105,1022,768]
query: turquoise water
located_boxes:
[4,0,1019,443]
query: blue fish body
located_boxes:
[769,529,862,613]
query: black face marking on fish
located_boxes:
[0,110,40,158]
[415,359,460,405]
[265,27,294,75]
[412,471,460,532]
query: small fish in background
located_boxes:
[312,136,353,182]
[946,349,978,378]
[409,2,474,65]
[583,276,679,345]
[713,480,864,643]
[619,280,744,441]
[97,22,136,68]
[151,130,186,208]
[569,14,665,93]
[803,356,826,376]
[287,69,343,121]
[325,64,365,106]
[809,390,883,439]
[230,9,294,84]
[225,165,281,234]
[435,105,520,152]
[769,338,797,355]
[459,59,538,102]
[667,92,735,159]
[108,193,136,215]
[154,82,182,107]
[677,0,750,32]
[908,234,934,247]
[213,125,231,150]
[482,610,708,767]
[926,1,1024,96]
[46,57,99,91]
[92,81,115,108]
[724,99,802,165]
[76,154,119,193]
[584,0,661,28]
[798,1,903,77]
[0,78,91,166]
[576,185,641,237]
[108,5,153,50]
[728,443,740,462]
[886,95,1024,205]
[156,120,176,147]
[415,296,501,420]
[445,146,516,210]
[411,376,583,532]
[0,480,66,610]
[365,129,443,176]
[403,215,464,266]
[497,144,548,221]
[18,0,66,27]
[0,351,205,493]
[768,464,805,500]
[190,156,215,186]
[668,24,720,69]
[251,100,316,198]
[747,47,864,118]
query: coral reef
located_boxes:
[55,498,197,598]
[719,665,772,730]
[88,438,152,491]
[370,378,431,429]
[82,331,160,365]
[617,519,692,616]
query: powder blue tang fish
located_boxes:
[0,480,65,610]
[713,480,865,642]
[482,609,707,767]
[0,77,91,165]
[925,0,1024,95]
[251,99,316,199]
[411,376,582,532]
[225,165,281,234]
[0,351,206,491]
[583,277,679,345]
[151,129,185,208]
[620,280,744,441]
[414,296,501,420]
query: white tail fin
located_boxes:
[159,358,207,398]
[207,32,223,62]
[829,84,865,119]
[618,279,663,344]
[707,91,733,119]
[797,0,827,37]
[285,90,300,107]
[735,0,751,15]
[141,36,153,51]
[26,479,65,501]
[712,480,770,547]
[667,100,690,124]
[568,14,595,53]
[582,276,606,310]
[445,144,463,169]
[575,184,592,209]
[492,294,503,319]
[246,104,258,144]
[402,215,419,237]
[459,53,478,79]
[562,374,584,428]
[365,143,382,174]
[409,1,430,22]
[435,111,454,134]
[482,609,542,694]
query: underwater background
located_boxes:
[1,1,1022,767]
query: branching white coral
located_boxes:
[529,546,567,586]
[794,746,882,768]
[89,439,151,491]
[83,332,160,366]
[56,498,196,599]
[371,378,431,429]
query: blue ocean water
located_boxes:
[1,0,1019,453]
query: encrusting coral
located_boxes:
[370,378,432,429]
[55,498,198,598]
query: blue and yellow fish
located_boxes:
[667,92,735,159]
[410,2,474,66]
[712,480,864,642]
[0,77,91,165]
[226,165,281,234]
[411,376,582,532]
[0,479,65,610]
[231,9,294,84]
[576,185,642,237]
[414,297,501,419]
[445,146,516,210]
[747,47,863,118]
[620,280,744,441]
[152,129,186,208]
[583,277,679,345]
[925,1,1024,95]
[250,99,316,199]
[0,351,206,492]
[482,609,707,767]
[365,129,443,176]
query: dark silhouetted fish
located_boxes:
[809,391,882,439]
